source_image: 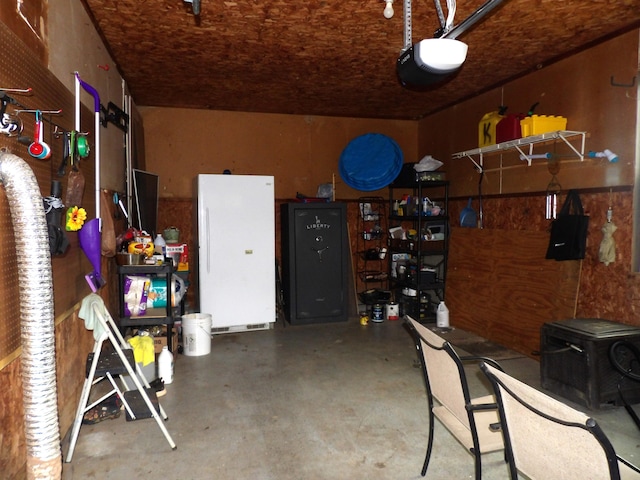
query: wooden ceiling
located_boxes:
[81,0,640,120]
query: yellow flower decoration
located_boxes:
[66,206,87,231]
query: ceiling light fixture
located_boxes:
[383,0,394,19]
[396,0,506,88]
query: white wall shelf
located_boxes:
[452,131,587,172]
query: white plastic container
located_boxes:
[436,301,450,329]
[386,302,399,320]
[154,233,166,257]
[158,345,174,384]
[123,360,155,390]
[182,313,212,356]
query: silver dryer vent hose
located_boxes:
[0,150,61,479]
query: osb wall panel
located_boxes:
[0,193,21,367]
[0,357,25,477]
[2,305,91,480]
[141,106,419,201]
[447,227,581,358]
[54,306,92,438]
[420,29,638,198]
[158,197,195,309]
[446,188,638,356]
[573,191,635,322]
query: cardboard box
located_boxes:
[166,243,189,271]
[153,330,178,354]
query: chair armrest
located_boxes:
[468,402,498,412]
[460,356,504,371]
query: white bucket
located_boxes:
[182,313,212,356]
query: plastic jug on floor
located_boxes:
[437,302,450,329]
[158,346,174,384]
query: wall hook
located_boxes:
[15,109,63,115]
[0,87,32,95]
[610,75,636,88]
[52,125,66,138]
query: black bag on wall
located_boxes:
[545,190,589,261]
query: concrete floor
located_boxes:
[62,317,640,479]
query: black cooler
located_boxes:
[541,318,640,409]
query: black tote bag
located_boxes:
[545,190,589,261]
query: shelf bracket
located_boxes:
[557,131,585,161]
[464,152,483,172]
[513,144,531,166]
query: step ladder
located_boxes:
[65,294,177,462]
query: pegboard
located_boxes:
[0,190,20,367]
[0,21,95,367]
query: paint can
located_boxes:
[371,304,384,323]
[386,302,399,321]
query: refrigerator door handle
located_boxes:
[205,206,210,273]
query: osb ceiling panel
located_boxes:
[81,0,640,120]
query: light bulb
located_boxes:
[383,0,394,19]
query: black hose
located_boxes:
[609,340,640,432]
[609,340,640,382]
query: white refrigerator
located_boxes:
[194,174,275,333]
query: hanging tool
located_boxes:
[74,72,104,292]
[75,72,101,217]
[43,180,70,256]
[545,175,562,220]
[65,130,85,206]
[28,110,52,160]
[599,189,617,266]
[0,93,23,137]
[57,130,70,176]
[545,147,562,219]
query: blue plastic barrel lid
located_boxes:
[339,133,404,191]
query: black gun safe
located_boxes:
[541,318,640,409]
[281,203,349,325]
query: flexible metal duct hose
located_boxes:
[0,151,61,479]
